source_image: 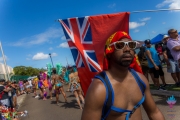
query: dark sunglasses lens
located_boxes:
[115,42,125,49]
[128,42,136,49]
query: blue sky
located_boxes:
[0,0,180,68]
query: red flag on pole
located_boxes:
[59,12,130,95]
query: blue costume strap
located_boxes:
[94,72,114,120]
[125,95,145,120]
[130,69,146,94]
[111,106,131,113]
[94,75,109,119]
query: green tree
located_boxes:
[13,66,42,76]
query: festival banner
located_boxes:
[59,12,130,95]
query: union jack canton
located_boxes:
[59,17,102,72]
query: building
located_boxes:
[0,62,13,80]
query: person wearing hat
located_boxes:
[162,34,180,86]
[82,31,165,120]
[167,29,180,82]
[144,39,167,90]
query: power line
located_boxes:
[130,8,180,13]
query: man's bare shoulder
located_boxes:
[85,78,106,103]
[136,72,149,88]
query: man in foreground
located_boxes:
[81,31,164,120]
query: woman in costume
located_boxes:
[41,72,49,100]
[37,73,44,99]
[68,67,84,109]
[47,75,52,100]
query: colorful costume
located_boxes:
[70,76,80,92]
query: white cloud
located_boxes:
[129,22,145,29]
[0,56,8,62]
[49,47,53,50]
[108,3,116,8]
[152,31,156,34]
[26,58,31,60]
[32,52,57,60]
[51,53,57,57]
[156,0,180,9]
[58,42,69,48]
[140,17,151,21]
[12,27,63,46]
[61,36,66,40]
[27,54,32,57]
[134,29,140,33]
[162,22,166,24]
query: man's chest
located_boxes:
[110,79,143,109]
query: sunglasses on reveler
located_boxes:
[109,41,138,50]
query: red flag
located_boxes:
[59,12,130,95]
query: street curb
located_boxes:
[150,90,180,97]
[17,94,27,110]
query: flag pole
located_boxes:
[0,41,10,81]
[66,57,69,67]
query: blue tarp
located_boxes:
[151,32,180,44]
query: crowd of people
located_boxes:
[0,79,29,120]
[30,66,85,109]
[0,66,85,119]
[137,28,180,91]
[1,29,180,120]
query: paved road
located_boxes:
[19,86,180,120]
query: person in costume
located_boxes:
[51,69,67,105]
[42,72,48,100]
[47,75,52,100]
[37,72,45,99]
[68,67,84,110]
[82,31,164,120]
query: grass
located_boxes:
[150,84,180,91]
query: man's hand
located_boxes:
[154,65,159,70]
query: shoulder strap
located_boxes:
[95,72,113,120]
[130,69,146,94]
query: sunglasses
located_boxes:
[109,41,137,50]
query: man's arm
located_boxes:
[3,87,11,92]
[172,46,180,51]
[138,73,165,120]
[81,79,106,120]
[145,50,158,69]
[162,51,170,65]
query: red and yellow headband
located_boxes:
[103,31,132,70]
[105,31,132,55]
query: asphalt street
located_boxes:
[18,86,180,120]
[19,68,180,120]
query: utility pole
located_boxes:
[0,41,10,81]
[49,53,54,68]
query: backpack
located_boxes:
[138,51,148,67]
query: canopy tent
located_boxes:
[150,32,180,44]
[150,34,166,44]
